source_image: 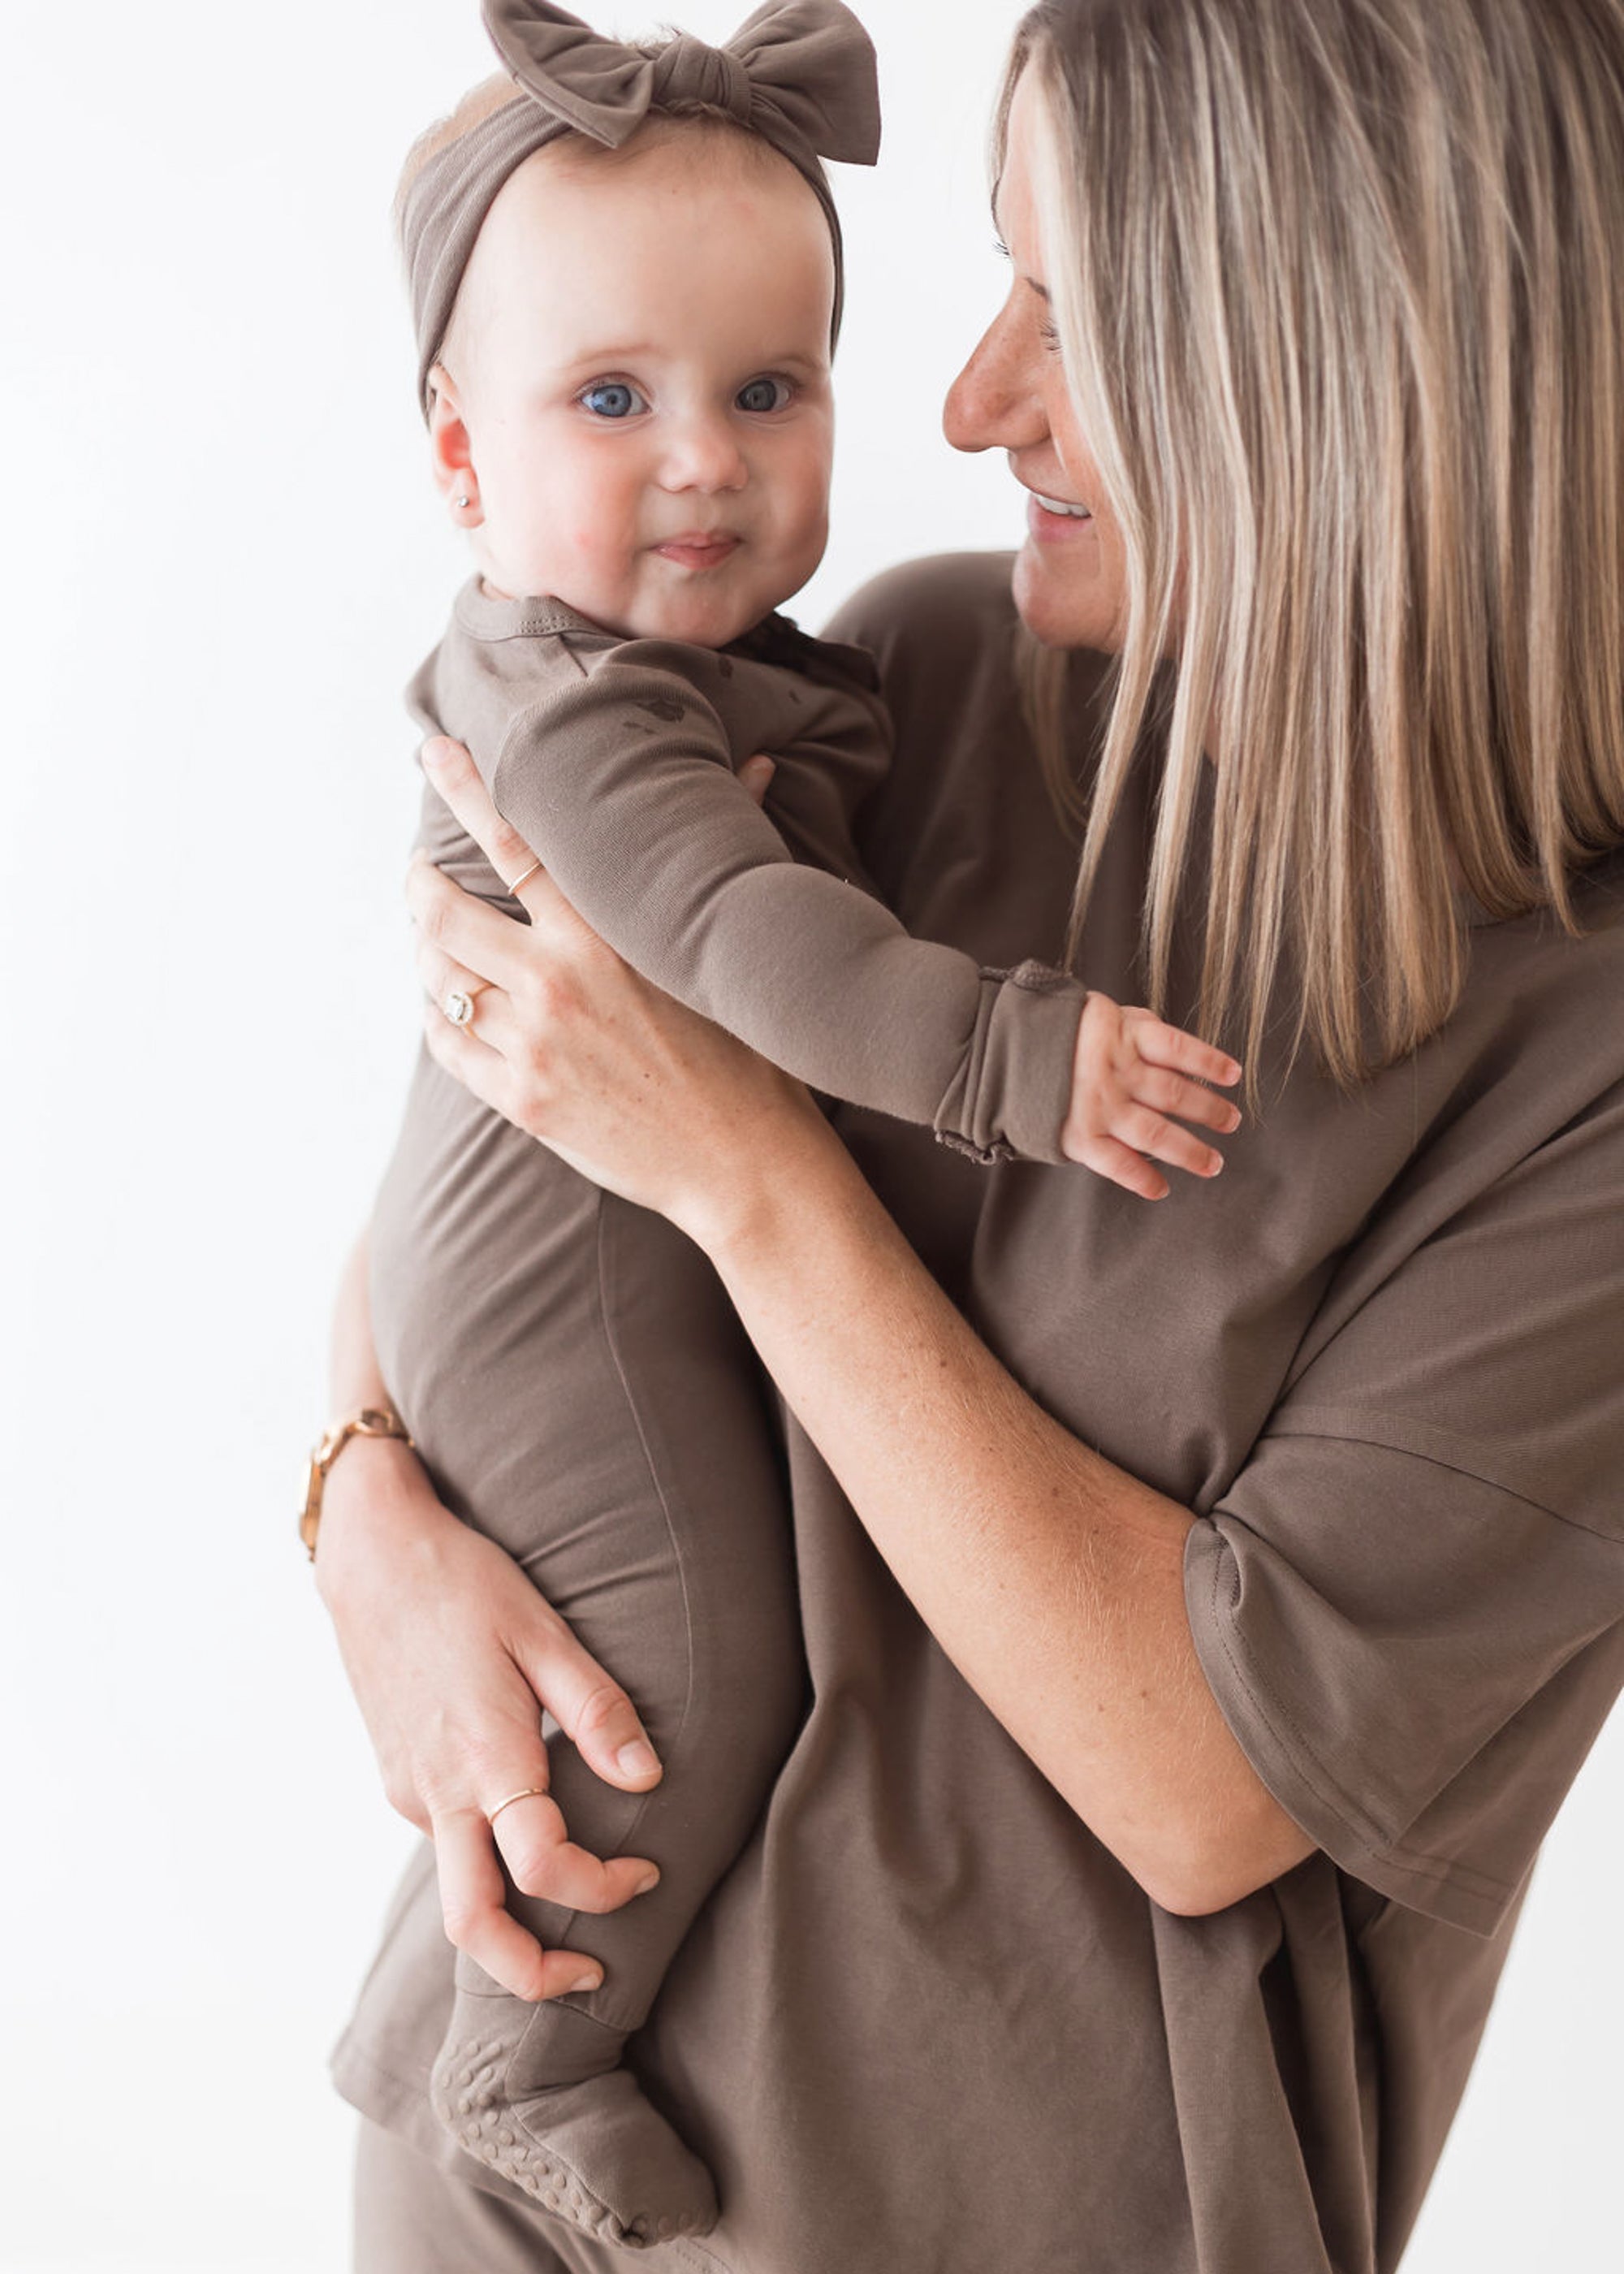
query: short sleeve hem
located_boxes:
[1183,1512,1527,1937]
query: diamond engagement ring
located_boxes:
[443,988,477,1028]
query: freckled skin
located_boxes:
[942,70,1131,655]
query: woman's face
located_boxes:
[943,67,1129,653]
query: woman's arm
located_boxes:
[408,742,1316,1916]
[694,1126,1316,1916]
[314,1222,667,1996]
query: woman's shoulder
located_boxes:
[1466,847,1624,1032]
[820,551,1023,669]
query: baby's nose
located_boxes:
[659,416,749,493]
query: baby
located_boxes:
[366,0,1240,2251]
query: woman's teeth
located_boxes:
[1037,494,1091,518]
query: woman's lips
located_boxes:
[654,534,741,571]
[1026,490,1095,543]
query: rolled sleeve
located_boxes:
[1186,1438,1624,1933]
[1186,1084,1624,1935]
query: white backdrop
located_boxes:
[1,2,1616,2268]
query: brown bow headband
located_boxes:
[402,0,883,417]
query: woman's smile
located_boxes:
[1023,486,1094,541]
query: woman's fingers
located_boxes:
[419,741,585,939]
[434,1806,606,2003]
[406,852,544,996]
[446,1609,669,1989]
[421,740,553,906]
[421,994,521,1124]
[414,934,495,1023]
[491,1791,661,1916]
[413,936,525,1055]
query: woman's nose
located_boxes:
[943,303,1046,456]
[659,415,749,494]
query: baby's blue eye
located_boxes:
[580,380,647,419]
[736,376,792,414]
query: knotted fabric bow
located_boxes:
[402,0,883,417]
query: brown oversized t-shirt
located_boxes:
[333,552,1624,2274]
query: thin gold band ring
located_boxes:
[487,1785,548,1826]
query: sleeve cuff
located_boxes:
[932,962,1086,1166]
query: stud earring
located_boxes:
[454,492,473,511]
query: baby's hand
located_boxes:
[1060,993,1242,1200]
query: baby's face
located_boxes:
[437,132,836,647]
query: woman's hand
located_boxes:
[315,1430,665,2002]
[406,738,823,1249]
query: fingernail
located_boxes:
[633,1869,660,1896]
[561,1966,602,1995]
[617,1738,660,1780]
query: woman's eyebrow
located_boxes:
[991,237,1052,302]
[989,214,1051,299]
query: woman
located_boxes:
[317,1,1624,2267]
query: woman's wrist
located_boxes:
[312,1433,447,1614]
[673,1073,853,1262]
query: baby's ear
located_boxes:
[426,365,481,525]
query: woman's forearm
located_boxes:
[698,1121,1316,1917]
[316,1221,444,1607]
[329,1222,391,1412]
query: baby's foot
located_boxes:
[431,2014,718,2250]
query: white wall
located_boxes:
[0,2,1615,2267]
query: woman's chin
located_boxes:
[1012,542,1117,652]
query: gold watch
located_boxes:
[299,1406,415,1562]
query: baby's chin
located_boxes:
[612,573,807,651]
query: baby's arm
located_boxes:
[484,654,1232,1177]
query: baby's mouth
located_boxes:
[654,533,742,571]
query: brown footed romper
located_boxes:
[365,582,1085,2248]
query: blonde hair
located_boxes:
[1009,0,1624,1087]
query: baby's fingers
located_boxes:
[1122,1009,1241,1091]
[1066,1131,1172,1203]
[1129,1063,1243,1137]
[1114,1102,1228,1183]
